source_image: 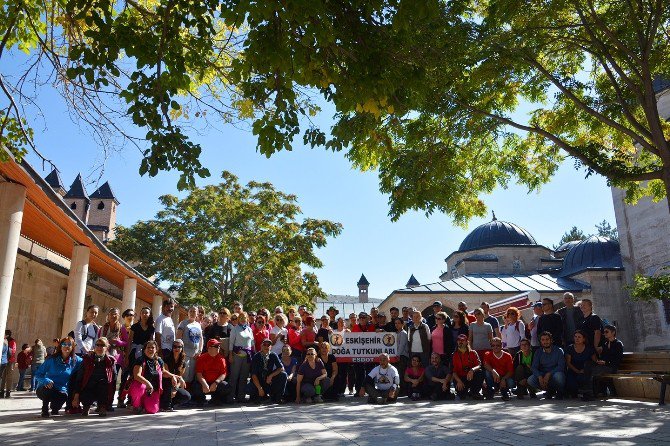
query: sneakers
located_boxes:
[501,391,510,401]
[410,392,421,401]
[313,395,324,403]
[82,406,90,417]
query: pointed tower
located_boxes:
[406,274,420,288]
[44,168,66,197]
[357,273,370,303]
[64,174,90,223]
[88,181,120,242]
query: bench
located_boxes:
[600,352,670,405]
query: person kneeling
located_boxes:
[527,332,566,400]
[424,352,454,400]
[364,353,399,404]
[247,338,287,403]
[72,337,116,417]
[192,339,232,407]
[483,337,514,400]
[451,334,484,400]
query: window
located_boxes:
[663,298,670,325]
[512,259,521,273]
[70,202,77,210]
[97,201,105,210]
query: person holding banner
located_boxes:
[352,312,375,396]
[364,353,399,404]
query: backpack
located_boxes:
[80,320,100,341]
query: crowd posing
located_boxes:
[0,292,624,417]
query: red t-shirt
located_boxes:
[288,328,303,352]
[452,350,480,378]
[483,350,514,376]
[466,314,477,324]
[254,328,270,352]
[195,353,227,384]
[351,324,375,332]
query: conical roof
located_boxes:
[406,274,420,287]
[44,169,65,191]
[357,274,370,286]
[64,174,89,200]
[90,181,120,204]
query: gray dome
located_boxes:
[459,219,537,251]
[559,236,623,277]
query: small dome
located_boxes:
[559,236,623,277]
[459,219,537,251]
[555,240,582,253]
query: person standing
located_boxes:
[431,311,454,365]
[500,307,525,356]
[579,299,603,352]
[228,312,254,402]
[557,292,584,347]
[155,298,176,358]
[481,302,501,338]
[408,310,432,368]
[528,302,543,350]
[537,298,563,347]
[426,301,443,330]
[16,344,32,391]
[30,339,47,392]
[176,306,203,384]
[468,308,493,360]
[74,305,100,356]
[0,330,17,398]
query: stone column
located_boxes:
[122,277,137,313]
[0,183,26,339]
[152,294,163,320]
[61,245,90,337]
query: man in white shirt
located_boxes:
[155,298,176,358]
[364,353,399,404]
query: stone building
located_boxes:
[609,79,670,351]
[315,274,383,317]
[0,156,182,351]
[378,217,633,347]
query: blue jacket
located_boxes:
[531,345,565,377]
[34,355,82,393]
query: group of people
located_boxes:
[0,292,623,418]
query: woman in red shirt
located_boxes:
[253,317,270,352]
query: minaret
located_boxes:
[357,273,370,303]
[88,181,120,242]
[44,168,66,197]
[64,174,90,223]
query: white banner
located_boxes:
[329,331,398,363]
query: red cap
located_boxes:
[207,339,221,348]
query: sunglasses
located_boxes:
[95,343,106,347]
[60,342,72,347]
[173,345,183,349]
[306,353,316,356]
[126,314,135,318]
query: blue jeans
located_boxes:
[30,364,40,391]
[16,369,28,390]
[484,370,515,394]
[527,371,566,394]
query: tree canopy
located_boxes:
[3,0,670,223]
[554,219,619,248]
[107,171,342,310]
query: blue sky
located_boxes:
[18,66,616,302]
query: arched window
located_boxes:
[97,201,105,210]
[70,202,77,210]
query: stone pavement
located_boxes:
[1,392,669,446]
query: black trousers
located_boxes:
[354,363,373,393]
[247,372,288,402]
[425,381,452,399]
[190,380,232,404]
[36,386,68,412]
[160,378,192,408]
[454,369,485,397]
[80,379,111,408]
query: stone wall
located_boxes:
[442,246,554,280]
[6,251,151,347]
[611,186,670,351]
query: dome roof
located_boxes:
[458,218,537,251]
[555,240,582,253]
[559,236,623,277]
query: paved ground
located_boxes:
[1,392,668,446]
